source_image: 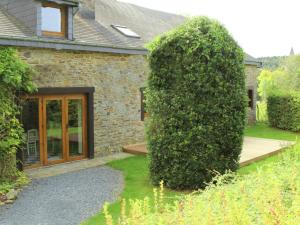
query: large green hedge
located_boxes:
[0,47,36,181]
[267,93,300,131]
[146,17,247,190]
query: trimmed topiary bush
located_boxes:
[267,93,300,131]
[146,17,247,190]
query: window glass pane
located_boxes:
[68,99,84,157]
[22,99,40,166]
[248,89,254,108]
[42,7,62,32]
[113,25,140,38]
[46,100,63,161]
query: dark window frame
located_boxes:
[111,25,141,38]
[140,87,147,121]
[248,89,254,109]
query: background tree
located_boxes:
[146,17,247,190]
[258,54,300,101]
[257,56,286,71]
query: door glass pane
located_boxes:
[46,100,63,161]
[68,99,83,157]
[22,99,40,166]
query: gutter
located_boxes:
[0,36,148,55]
[39,0,79,6]
[244,60,263,68]
[0,36,263,68]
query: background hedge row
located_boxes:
[267,93,300,131]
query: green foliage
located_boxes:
[0,47,36,92]
[256,101,268,122]
[0,171,29,194]
[105,144,300,225]
[83,156,181,225]
[258,55,300,126]
[258,55,300,102]
[84,123,300,225]
[0,47,36,181]
[257,56,286,70]
[258,69,286,101]
[146,17,247,190]
[267,93,300,131]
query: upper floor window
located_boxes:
[42,3,67,38]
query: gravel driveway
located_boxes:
[0,166,123,225]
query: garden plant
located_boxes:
[146,17,247,189]
[267,92,300,131]
[0,47,35,182]
[104,143,300,225]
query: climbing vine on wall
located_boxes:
[0,47,36,181]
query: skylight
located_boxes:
[112,25,140,38]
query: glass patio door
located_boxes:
[43,97,65,164]
[66,96,87,161]
[43,95,87,165]
[22,94,87,167]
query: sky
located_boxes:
[121,0,299,58]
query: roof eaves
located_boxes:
[0,36,148,55]
[244,60,263,68]
[0,37,263,66]
[38,0,79,6]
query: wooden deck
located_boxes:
[123,143,148,155]
[123,137,295,166]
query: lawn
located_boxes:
[244,122,299,141]
[83,123,300,225]
[83,156,182,225]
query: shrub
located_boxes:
[146,17,247,189]
[256,101,268,122]
[105,144,300,225]
[267,93,300,131]
[257,55,300,103]
[0,47,36,181]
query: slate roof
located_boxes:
[0,0,260,65]
[71,0,186,49]
[0,7,33,38]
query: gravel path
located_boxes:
[0,166,124,225]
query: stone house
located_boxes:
[0,0,261,168]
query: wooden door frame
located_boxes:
[37,87,95,159]
[65,94,88,162]
[20,87,95,170]
[43,95,66,166]
[43,94,88,166]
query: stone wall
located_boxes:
[18,47,149,156]
[17,47,259,156]
[245,64,260,124]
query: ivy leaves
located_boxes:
[0,47,36,160]
[0,47,36,92]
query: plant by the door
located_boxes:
[0,47,36,205]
